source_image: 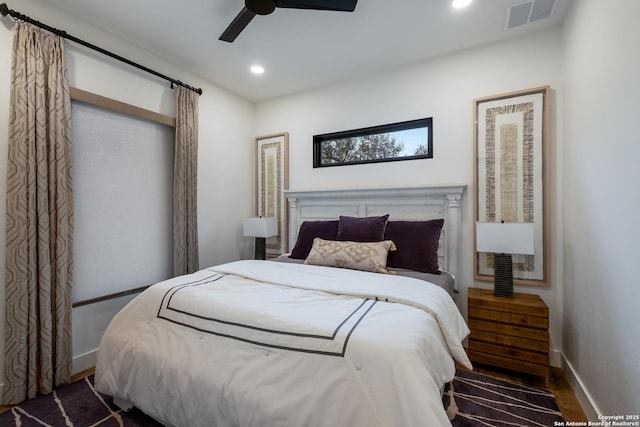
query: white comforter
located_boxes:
[95,260,472,427]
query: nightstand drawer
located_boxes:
[468,307,549,329]
[467,291,548,317]
[468,318,549,342]
[468,339,549,365]
[469,329,549,353]
[468,350,550,380]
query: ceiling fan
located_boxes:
[219,0,358,42]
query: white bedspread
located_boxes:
[95,260,472,427]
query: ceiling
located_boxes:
[40,0,572,102]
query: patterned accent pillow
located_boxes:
[304,238,397,274]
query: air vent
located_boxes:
[505,0,556,30]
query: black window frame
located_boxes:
[313,117,433,168]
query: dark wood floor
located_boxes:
[2,365,586,421]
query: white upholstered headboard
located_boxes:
[284,185,466,292]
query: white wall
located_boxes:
[255,29,565,366]
[0,0,254,388]
[562,0,640,417]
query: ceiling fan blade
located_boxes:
[219,7,257,42]
[274,0,357,12]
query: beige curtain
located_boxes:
[3,22,74,405]
[173,86,199,275]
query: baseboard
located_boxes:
[550,349,562,368]
[562,354,599,420]
[72,348,97,376]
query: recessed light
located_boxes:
[250,65,265,75]
[452,0,472,9]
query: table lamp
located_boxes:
[476,222,535,298]
[243,217,278,260]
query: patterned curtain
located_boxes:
[2,22,74,405]
[173,86,199,275]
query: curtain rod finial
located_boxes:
[1,3,10,17]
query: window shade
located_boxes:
[71,101,174,303]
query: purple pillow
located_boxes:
[289,220,338,259]
[384,219,444,274]
[336,214,389,242]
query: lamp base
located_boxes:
[254,237,266,260]
[494,253,514,298]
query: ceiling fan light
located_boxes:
[452,0,472,9]
[246,0,276,15]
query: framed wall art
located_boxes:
[473,86,551,286]
[255,132,289,256]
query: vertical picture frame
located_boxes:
[473,86,551,286]
[255,132,289,256]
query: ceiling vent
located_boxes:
[505,0,556,30]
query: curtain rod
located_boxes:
[0,3,203,95]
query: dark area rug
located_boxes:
[0,375,162,426]
[443,369,565,426]
[1,370,564,426]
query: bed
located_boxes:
[95,185,471,427]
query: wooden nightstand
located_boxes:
[467,288,550,386]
